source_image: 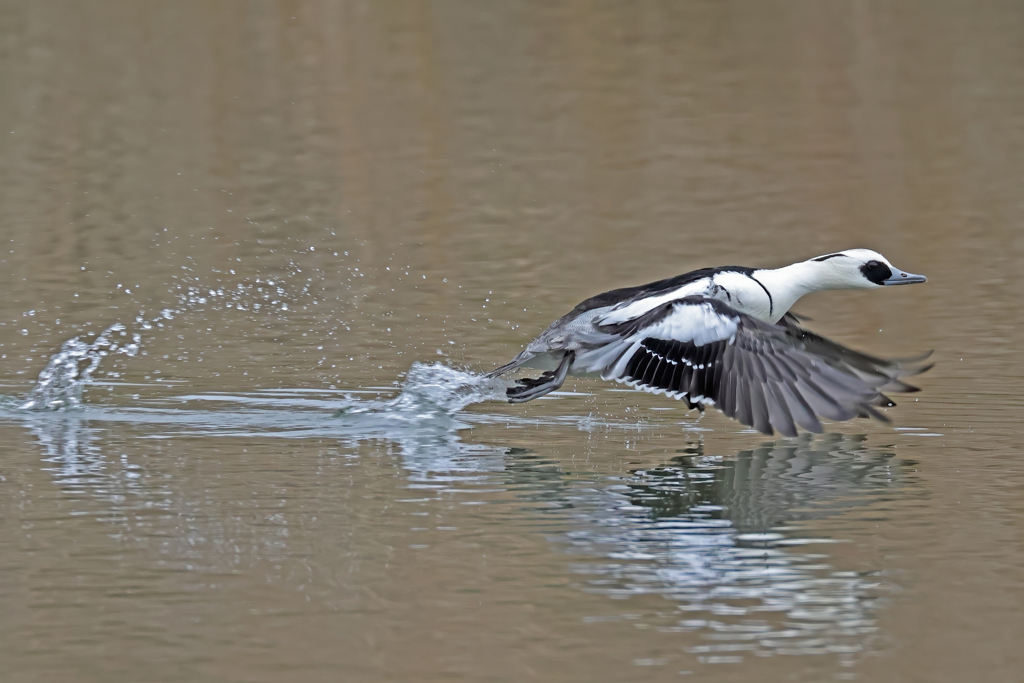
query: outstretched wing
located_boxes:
[575,297,924,436]
[776,313,933,393]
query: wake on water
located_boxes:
[2,262,510,428]
[2,305,692,446]
[9,323,509,423]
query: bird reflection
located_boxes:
[626,433,907,532]
[503,434,916,662]
[10,398,915,663]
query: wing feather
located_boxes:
[747,377,773,434]
[734,373,755,428]
[765,381,798,437]
[777,314,933,391]
[643,352,661,386]
[580,296,928,435]
[777,380,823,433]
[718,352,737,416]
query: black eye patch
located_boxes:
[860,260,892,284]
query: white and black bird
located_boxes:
[487,249,931,436]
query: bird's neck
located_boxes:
[753,261,845,321]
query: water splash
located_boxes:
[335,362,507,417]
[18,324,140,411]
[16,315,506,419]
[14,246,505,416]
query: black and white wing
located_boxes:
[575,296,923,436]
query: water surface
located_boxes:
[1,2,1023,682]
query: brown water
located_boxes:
[1,2,1023,681]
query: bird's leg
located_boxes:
[507,351,574,403]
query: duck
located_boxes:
[486,249,931,436]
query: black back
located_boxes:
[569,266,756,315]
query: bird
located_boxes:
[486,249,931,436]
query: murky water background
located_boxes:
[1,2,1023,681]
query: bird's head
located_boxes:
[805,249,928,290]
